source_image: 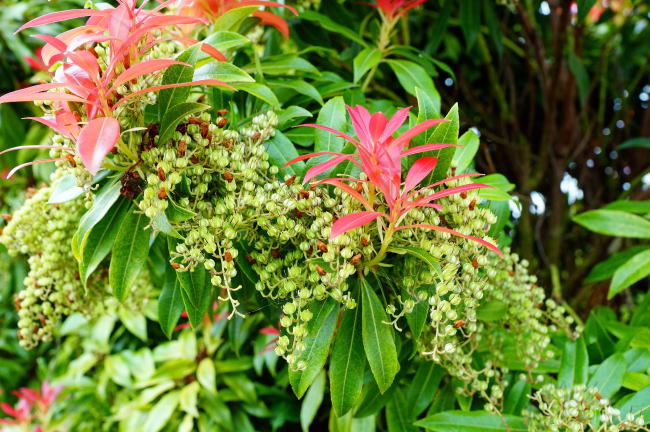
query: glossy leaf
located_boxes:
[388,246,442,276]
[175,264,211,329]
[415,411,527,431]
[109,205,150,301]
[75,177,122,255]
[353,48,382,83]
[158,102,210,146]
[422,104,459,183]
[585,246,650,283]
[300,370,325,432]
[330,294,365,417]
[573,210,650,239]
[77,117,120,175]
[331,212,383,239]
[387,59,438,101]
[452,130,479,174]
[558,337,589,388]
[158,265,186,338]
[309,96,347,172]
[361,277,399,393]
[610,249,650,298]
[265,131,305,176]
[386,389,417,432]
[406,362,444,417]
[587,352,627,399]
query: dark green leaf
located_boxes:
[503,379,531,415]
[415,411,527,431]
[577,0,597,22]
[309,96,347,174]
[407,362,444,417]
[459,0,481,49]
[158,265,186,338]
[568,52,589,105]
[361,278,399,393]
[109,205,151,301]
[234,82,280,107]
[587,352,626,399]
[586,246,650,283]
[299,11,367,45]
[558,337,589,388]
[389,246,442,276]
[386,389,417,432]
[301,370,326,432]
[265,131,305,177]
[158,102,210,146]
[423,104,459,183]
[175,264,212,328]
[74,177,122,255]
[48,174,84,204]
[387,59,439,102]
[158,45,202,121]
[618,137,650,150]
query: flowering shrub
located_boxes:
[0,1,649,431]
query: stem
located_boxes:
[366,226,394,268]
[360,18,396,93]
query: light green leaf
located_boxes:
[604,200,650,214]
[158,102,210,146]
[361,278,399,393]
[387,59,439,102]
[422,103,458,183]
[289,299,339,398]
[299,11,367,45]
[452,130,480,174]
[587,352,627,399]
[268,79,324,105]
[201,31,250,53]
[353,48,382,83]
[143,391,180,432]
[109,206,150,301]
[617,384,650,421]
[330,293,365,417]
[233,82,280,107]
[158,45,202,121]
[415,411,527,431]
[389,246,442,276]
[558,337,589,388]
[197,358,216,393]
[610,249,650,298]
[212,6,258,32]
[194,61,254,83]
[623,372,650,392]
[48,174,83,203]
[476,301,508,321]
[301,370,326,432]
[309,96,347,173]
[253,56,319,75]
[574,210,650,239]
[118,306,148,341]
[585,246,650,283]
[158,265,185,339]
[277,105,313,129]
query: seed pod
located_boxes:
[158,187,167,200]
[360,236,369,247]
[454,319,465,328]
[201,122,210,137]
[271,249,281,259]
[171,262,181,270]
[223,171,233,182]
[460,191,468,199]
[295,209,303,218]
[451,166,457,176]
[188,116,202,125]
[299,189,310,199]
[355,182,363,193]
[285,175,296,186]
[178,140,187,157]
[190,155,200,164]
[157,167,166,181]
[469,199,476,211]
[14,294,20,311]
[1,213,12,221]
[65,153,77,167]
[595,392,602,400]
[350,254,362,266]
[217,118,227,128]
[472,258,479,269]
[74,271,80,280]
[224,251,233,262]
[245,255,256,264]
[252,132,261,140]
[197,95,206,103]
[217,109,228,117]
[223,139,233,149]
[439,215,448,226]
[315,265,326,276]
[316,241,328,253]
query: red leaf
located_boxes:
[76,117,120,174]
[403,156,438,194]
[401,142,459,156]
[232,1,298,15]
[396,224,502,256]
[330,211,384,239]
[16,9,107,33]
[110,59,188,90]
[392,118,448,148]
[295,124,361,147]
[0,83,78,103]
[415,183,491,205]
[201,43,227,62]
[282,151,346,167]
[252,10,290,38]
[6,158,67,179]
[315,179,373,211]
[303,154,360,183]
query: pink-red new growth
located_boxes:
[176,0,298,38]
[368,0,427,22]
[285,105,501,258]
[0,0,230,176]
[0,381,61,430]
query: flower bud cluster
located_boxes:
[526,384,649,431]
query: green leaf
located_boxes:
[604,200,650,214]
[299,11,367,45]
[330,295,365,417]
[268,80,324,105]
[476,301,508,321]
[233,82,280,107]
[277,106,313,129]
[415,411,527,431]
[423,104,459,183]
[175,264,211,328]
[158,45,202,121]
[152,212,182,239]
[309,96,347,173]
[301,370,326,432]
[253,56,319,75]
[356,376,398,417]
[143,391,180,432]
[79,196,130,285]
[610,249,650,298]
[166,198,197,223]
[48,174,83,204]
[577,0,597,22]
[387,59,439,101]
[158,102,210,146]
[459,0,481,49]
[406,362,444,417]
[623,371,650,391]
[212,6,258,32]
[75,177,122,254]
[194,61,255,83]
[109,205,150,301]
[353,48,382,83]
[197,358,216,393]
[386,389,417,432]
[503,379,531,415]
[585,246,650,283]
[118,306,148,341]
[289,298,339,398]
[617,385,650,420]
[158,265,186,338]
[558,337,589,388]
[574,210,650,239]
[265,131,305,177]
[201,31,250,53]
[618,137,650,150]
[483,0,503,57]
[389,246,442,276]
[568,52,589,105]
[587,352,627,399]
[452,130,480,174]
[360,277,399,393]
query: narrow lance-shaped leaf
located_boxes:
[331,212,383,239]
[158,264,186,338]
[77,117,121,175]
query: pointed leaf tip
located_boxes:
[77,117,120,175]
